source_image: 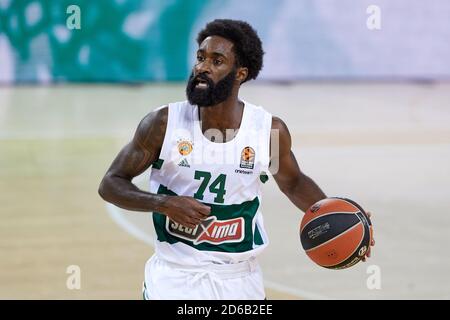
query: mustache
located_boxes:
[193,73,214,86]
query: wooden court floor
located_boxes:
[1,83,450,299]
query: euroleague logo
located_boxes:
[240,146,255,169]
[166,216,245,245]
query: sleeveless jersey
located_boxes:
[149,100,272,266]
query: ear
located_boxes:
[235,67,248,84]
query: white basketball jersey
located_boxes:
[149,100,272,266]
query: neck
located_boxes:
[198,89,244,142]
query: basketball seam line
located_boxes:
[335,197,367,215]
[300,211,359,234]
[330,213,368,268]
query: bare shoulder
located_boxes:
[271,115,292,141]
[134,105,168,151]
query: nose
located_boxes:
[195,59,212,76]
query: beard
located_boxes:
[186,70,236,107]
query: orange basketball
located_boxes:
[300,197,373,270]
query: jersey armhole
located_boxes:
[152,104,172,169]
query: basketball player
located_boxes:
[98,19,374,299]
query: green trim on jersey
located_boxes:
[254,225,264,245]
[152,184,264,252]
[152,158,164,170]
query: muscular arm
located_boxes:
[270,116,327,213]
[98,107,169,212]
[98,107,210,228]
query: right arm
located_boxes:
[98,106,210,229]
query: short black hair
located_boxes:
[196,19,264,83]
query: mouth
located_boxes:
[194,78,209,89]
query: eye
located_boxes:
[196,55,205,62]
[213,59,223,66]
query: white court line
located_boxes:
[106,202,331,300]
[107,203,154,245]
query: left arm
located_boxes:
[269,116,326,213]
[269,116,374,259]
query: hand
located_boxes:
[161,195,211,229]
[361,211,375,262]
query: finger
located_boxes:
[371,238,376,246]
[191,200,211,214]
[186,216,202,226]
[193,217,204,225]
[190,210,208,221]
[178,221,196,230]
[197,205,211,216]
[171,211,201,229]
[361,257,366,262]
[366,211,372,218]
[177,216,198,229]
[171,217,184,226]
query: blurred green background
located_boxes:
[1,0,449,83]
